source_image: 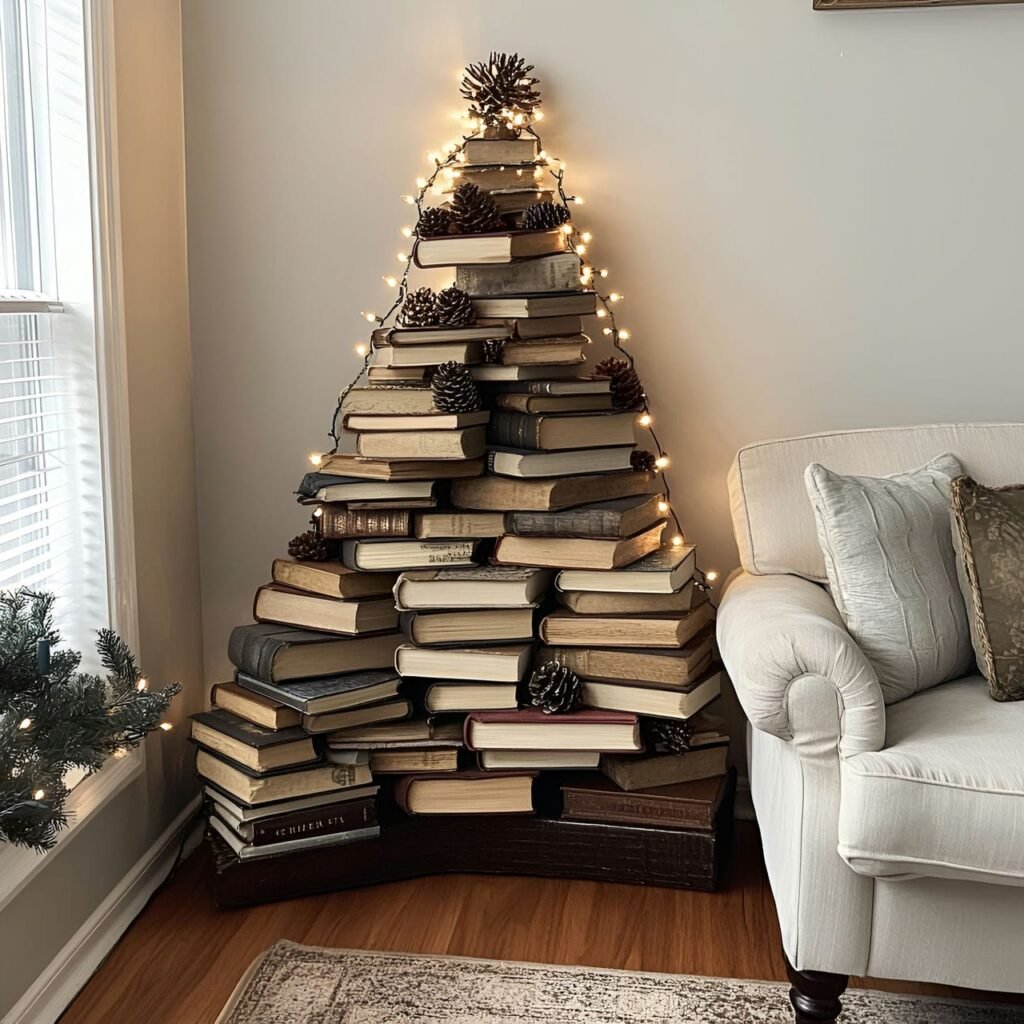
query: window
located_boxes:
[0,0,109,655]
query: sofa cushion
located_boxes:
[839,675,1024,886]
[728,424,1024,582]
[805,455,973,702]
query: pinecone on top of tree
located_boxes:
[399,287,438,327]
[417,206,453,238]
[595,357,645,411]
[527,660,582,714]
[449,182,503,235]
[630,450,657,473]
[522,200,570,231]
[431,360,481,413]
[434,286,475,326]
[288,530,332,562]
[643,718,695,755]
[460,52,541,127]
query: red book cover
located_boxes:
[463,709,639,752]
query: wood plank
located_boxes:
[59,824,1023,1024]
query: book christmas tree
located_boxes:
[194,53,731,864]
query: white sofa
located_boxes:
[716,424,1024,1023]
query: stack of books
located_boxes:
[196,131,733,859]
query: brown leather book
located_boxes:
[237,794,378,848]
[599,744,730,793]
[271,559,397,599]
[316,508,412,540]
[560,773,729,831]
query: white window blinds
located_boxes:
[0,0,109,654]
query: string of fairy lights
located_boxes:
[313,93,717,588]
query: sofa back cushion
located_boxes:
[728,424,1024,582]
[806,455,973,702]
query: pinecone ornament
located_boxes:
[431,360,481,413]
[434,286,475,326]
[288,530,331,562]
[449,182,503,235]
[417,207,453,238]
[643,718,695,755]
[522,200,571,231]
[482,338,505,364]
[399,287,438,328]
[528,661,582,714]
[595,357,645,411]
[460,53,541,127]
[631,450,657,473]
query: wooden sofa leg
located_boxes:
[784,952,848,1023]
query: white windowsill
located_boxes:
[0,748,144,914]
[0,291,65,314]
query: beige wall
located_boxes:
[0,1,203,1017]
[181,0,1024,690]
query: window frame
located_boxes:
[0,0,141,912]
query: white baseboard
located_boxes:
[2,795,202,1024]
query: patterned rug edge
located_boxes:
[216,939,1015,1023]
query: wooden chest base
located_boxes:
[207,769,735,908]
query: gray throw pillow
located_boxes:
[805,454,973,703]
[950,476,1024,702]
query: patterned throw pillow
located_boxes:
[950,477,1024,702]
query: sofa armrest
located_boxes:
[717,571,885,756]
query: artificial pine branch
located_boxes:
[0,588,181,852]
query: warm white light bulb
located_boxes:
[113,747,128,759]
[580,231,593,243]
[361,311,377,323]
[415,176,428,189]
[401,194,416,205]
[657,500,670,514]
[136,678,148,692]
[400,226,413,238]
[599,268,609,278]
[706,570,720,583]
[33,789,45,800]
[655,455,670,470]
[383,276,398,288]
[638,413,652,428]
[618,329,632,341]
[397,252,409,262]
[354,343,369,357]
[309,452,323,467]
[596,309,607,319]
[609,292,622,302]
[534,110,544,122]
[159,722,173,732]
[671,534,684,547]
[312,507,323,518]
[602,327,613,336]
[18,718,31,730]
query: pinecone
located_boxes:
[288,530,332,562]
[460,53,541,127]
[522,201,571,231]
[631,450,657,473]
[449,182,503,235]
[417,207,453,238]
[482,338,505,364]
[435,286,475,327]
[431,360,481,413]
[595,357,645,411]
[643,718,695,755]
[527,661,582,715]
[399,287,438,327]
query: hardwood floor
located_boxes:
[60,823,1019,1023]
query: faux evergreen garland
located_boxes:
[0,589,180,852]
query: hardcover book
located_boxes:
[210,681,302,730]
[313,453,484,482]
[393,771,537,815]
[203,783,379,824]
[235,667,401,715]
[314,508,412,540]
[479,376,610,396]
[539,602,715,649]
[493,521,665,572]
[413,227,566,267]
[423,681,520,713]
[413,509,507,539]
[469,363,584,383]
[471,290,597,319]
[556,544,697,594]
[341,538,480,572]
[477,750,601,772]
[344,411,490,432]
[456,252,583,296]
[217,792,378,847]
[355,427,486,461]
[580,666,724,721]
[195,748,371,806]
[370,340,483,367]
[560,773,729,832]
[270,559,398,599]
[600,744,730,792]
[227,624,402,683]
[303,696,413,735]
[494,392,613,415]
[556,580,706,615]
[323,717,463,747]
[340,383,445,416]
[541,629,715,688]
[508,495,664,540]
[371,324,512,347]
[393,566,551,610]
[368,748,462,774]
[399,607,536,646]
[396,642,534,682]
[462,136,539,164]
[486,411,636,452]
[253,585,398,636]
[486,445,635,479]
[479,314,584,340]
[296,473,436,505]
[190,709,318,774]
[458,163,546,190]
[451,470,655,513]
[207,815,380,861]
[497,338,587,367]
[464,709,642,753]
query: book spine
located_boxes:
[319,507,412,539]
[455,254,579,296]
[487,412,543,450]
[508,508,620,538]
[562,792,713,831]
[248,796,378,847]
[227,627,281,682]
[398,610,417,643]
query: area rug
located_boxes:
[215,941,1022,1023]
